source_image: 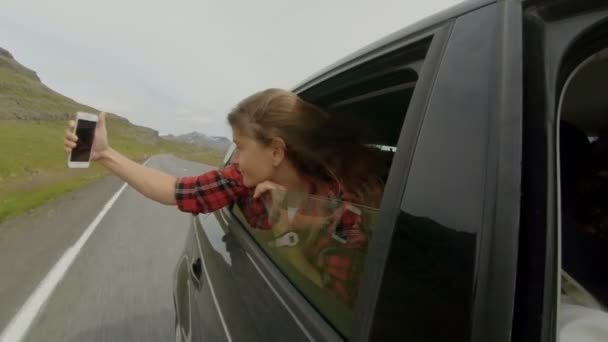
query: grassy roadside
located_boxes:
[0,120,224,223]
[0,171,102,223]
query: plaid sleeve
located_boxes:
[175,164,248,214]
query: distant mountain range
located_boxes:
[163,132,231,151]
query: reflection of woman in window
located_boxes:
[263,190,375,305]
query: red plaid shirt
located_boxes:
[175,164,267,227]
[175,164,369,306]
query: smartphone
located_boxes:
[67,112,98,168]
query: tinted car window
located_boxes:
[370,5,496,341]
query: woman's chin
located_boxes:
[243,176,266,188]
[242,176,254,188]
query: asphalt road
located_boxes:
[0,155,213,342]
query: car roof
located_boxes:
[292,0,496,92]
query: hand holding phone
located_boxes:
[64,112,109,168]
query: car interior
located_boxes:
[300,38,431,185]
[558,47,608,315]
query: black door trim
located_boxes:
[349,22,454,342]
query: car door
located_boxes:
[173,216,209,342]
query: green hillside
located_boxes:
[0,47,223,223]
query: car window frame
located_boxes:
[221,23,453,341]
[469,2,524,341]
[347,23,453,342]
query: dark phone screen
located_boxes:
[70,119,96,162]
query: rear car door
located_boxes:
[216,29,448,340]
[184,24,452,342]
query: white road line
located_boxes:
[0,158,150,342]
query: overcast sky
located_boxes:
[1,0,461,137]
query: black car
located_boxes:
[174,0,608,341]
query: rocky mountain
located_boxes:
[163,132,231,151]
[0,46,160,142]
[0,47,40,82]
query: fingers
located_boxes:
[65,127,78,140]
[64,136,77,146]
[253,184,267,199]
[64,120,78,153]
[253,182,271,199]
[253,181,286,199]
[64,136,77,149]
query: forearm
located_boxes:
[99,148,177,205]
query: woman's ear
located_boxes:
[271,137,287,167]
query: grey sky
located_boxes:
[1,0,461,137]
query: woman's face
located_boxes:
[231,129,276,187]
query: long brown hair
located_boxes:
[227,88,386,207]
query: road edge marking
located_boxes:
[0,158,150,342]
